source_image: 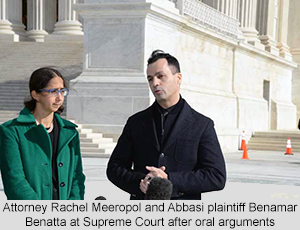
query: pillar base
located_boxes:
[247,40,265,50]
[277,43,293,61]
[0,20,14,35]
[240,27,264,50]
[67,73,150,135]
[27,29,48,42]
[53,20,83,36]
[11,22,28,41]
[260,35,280,56]
[279,51,293,61]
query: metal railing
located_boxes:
[169,0,239,38]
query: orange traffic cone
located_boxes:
[240,130,246,150]
[285,137,293,155]
[241,142,249,160]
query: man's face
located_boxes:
[147,58,182,105]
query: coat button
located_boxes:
[60,182,65,187]
[58,162,63,167]
[179,192,184,196]
[160,153,165,158]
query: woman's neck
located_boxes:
[32,109,54,128]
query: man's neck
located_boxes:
[157,95,180,109]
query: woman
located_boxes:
[0,67,85,200]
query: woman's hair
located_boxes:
[24,67,68,114]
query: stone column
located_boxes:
[53,0,83,35]
[201,0,220,10]
[7,0,27,39]
[44,0,57,34]
[68,1,151,136]
[0,0,14,35]
[238,0,264,49]
[276,0,292,60]
[27,0,48,42]
[256,0,280,55]
[217,0,239,19]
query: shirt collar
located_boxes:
[155,95,183,115]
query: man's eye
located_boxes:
[148,78,153,82]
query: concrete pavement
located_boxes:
[1,150,300,200]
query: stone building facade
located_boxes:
[0,0,299,150]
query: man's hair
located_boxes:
[147,50,181,74]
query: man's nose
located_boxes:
[152,77,160,86]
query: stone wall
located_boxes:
[70,0,297,150]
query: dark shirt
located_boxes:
[154,95,184,150]
[48,118,59,200]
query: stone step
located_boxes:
[0,101,24,105]
[0,52,82,58]
[81,152,112,158]
[81,147,113,154]
[0,42,83,48]
[75,124,83,129]
[248,142,300,148]
[80,142,116,149]
[0,96,26,101]
[253,131,300,138]
[0,85,28,89]
[247,130,300,152]
[0,90,30,97]
[0,110,19,114]
[77,128,93,134]
[0,46,83,54]
[0,87,28,91]
[248,145,300,152]
[0,114,19,119]
[80,137,113,143]
[248,138,300,144]
[79,133,103,139]
[0,113,20,118]
[0,106,24,111]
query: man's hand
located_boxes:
[139,166,168,194]
[145,166,168,179]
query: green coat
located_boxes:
[0,107,85,200]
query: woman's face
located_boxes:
[34,76,65,114]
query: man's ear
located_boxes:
[31,90,39,102]
[177,73,182,85]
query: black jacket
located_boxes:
[107,99,226,199]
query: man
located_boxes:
[107,50,226,199]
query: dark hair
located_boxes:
[147,50,181,74]
[24,67,68,114]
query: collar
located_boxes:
[16,107,77,128]
[155,95,183,115]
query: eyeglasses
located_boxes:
[38,88,69,97]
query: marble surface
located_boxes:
[68,0,298,151]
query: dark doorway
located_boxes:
[22,0,27,30]
[22,0,59,30]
